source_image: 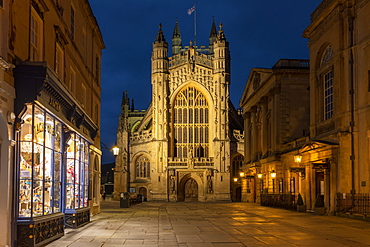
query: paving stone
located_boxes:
[46,200,370,247]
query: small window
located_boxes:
[69,67,76,95]
[55,43,64,78]
[82,27,87,62]
[95,56,100,80]
[70,6,75,40]
[30,9,43,61]
[81,84,86,108]
[0,0,4,8]
[324,71,334,120]
[135,156,150,178]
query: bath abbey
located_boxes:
[113,21,244,202]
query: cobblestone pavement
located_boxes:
[47,199,370,247]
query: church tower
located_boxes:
[151,24,170,193]
[116,21,243,202]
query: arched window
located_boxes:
[135,156,150,178]
[320,44,334,121]
[232,154,244,177]
[320,45,333,66]
[173,87,209,158]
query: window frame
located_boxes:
[30,8,43,61]
[70,5,75,40]
[135,156,150,179]
[172,86,209,158]
[55,42,64,78]
[323,70,334,120]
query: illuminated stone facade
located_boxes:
[0,1,16,246]
[114,22,244,202]
[240,59,310,203]
[2,0,105,246]
[301,0,370,213]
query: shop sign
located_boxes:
[49,97,60,111]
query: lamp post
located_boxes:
[100,142,119,157]
[100,142,119,198]
[292,153,305,179]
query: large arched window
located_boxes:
[232,154,243,177]
[173,86,209,158]
[135,156,150,178]
[320,45,334,121]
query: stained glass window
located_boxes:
[173,87,209,158]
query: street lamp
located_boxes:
[239,171,245,178]
[270,170,276,178]
[112,145,119,156]
[100,142,119,156]
[257,173,263,179]
[294,153,302,163]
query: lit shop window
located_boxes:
[19,104,62,217]
[66,134,89,209]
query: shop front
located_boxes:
[14,63,100,246]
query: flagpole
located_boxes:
[194,4,196,47]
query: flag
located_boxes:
[187,5,195,15]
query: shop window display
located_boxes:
[19,104,62,217]
[66,133,89,210]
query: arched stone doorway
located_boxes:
[184,178,198,202]
[235,186,242,202]
[139,187,147,201]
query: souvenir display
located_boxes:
[18,105,62,217]
[65,133,89,210]
[18,104,89,218]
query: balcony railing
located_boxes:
[167,157,214,169]
[260,193,296,210]
[336,193,370,216]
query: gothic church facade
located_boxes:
[114,22,244,202]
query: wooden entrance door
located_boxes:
[184,178,198,201]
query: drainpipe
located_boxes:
[348,15,355,199]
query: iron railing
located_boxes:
[260,193,296,210]
[336,193,370,216]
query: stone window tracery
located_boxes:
[173,87,209,158]
[321,45,333,66]
[135,156,150,178]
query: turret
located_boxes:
[118,91,130,133]
[213,23,230,74]
[152,23,169,74]
[172,20,182,55]
[151,24,169,140]
[208,20,217,55]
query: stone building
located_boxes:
[240,0,370,216]
[239,59,310,203]
[114,22,244,202]
[301,0,370,214]
[3,0,105,246]
[0,1,16,246]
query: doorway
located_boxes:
[235,186,242,202]
[315,172,325,204]
[184,178,198,202]
[139,187,147,201]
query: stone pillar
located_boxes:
[243,112,251,163]
[261,97,268,157]
[250,106,257,161]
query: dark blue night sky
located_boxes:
[88,0,323,164]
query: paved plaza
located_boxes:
[47,199,370,247]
